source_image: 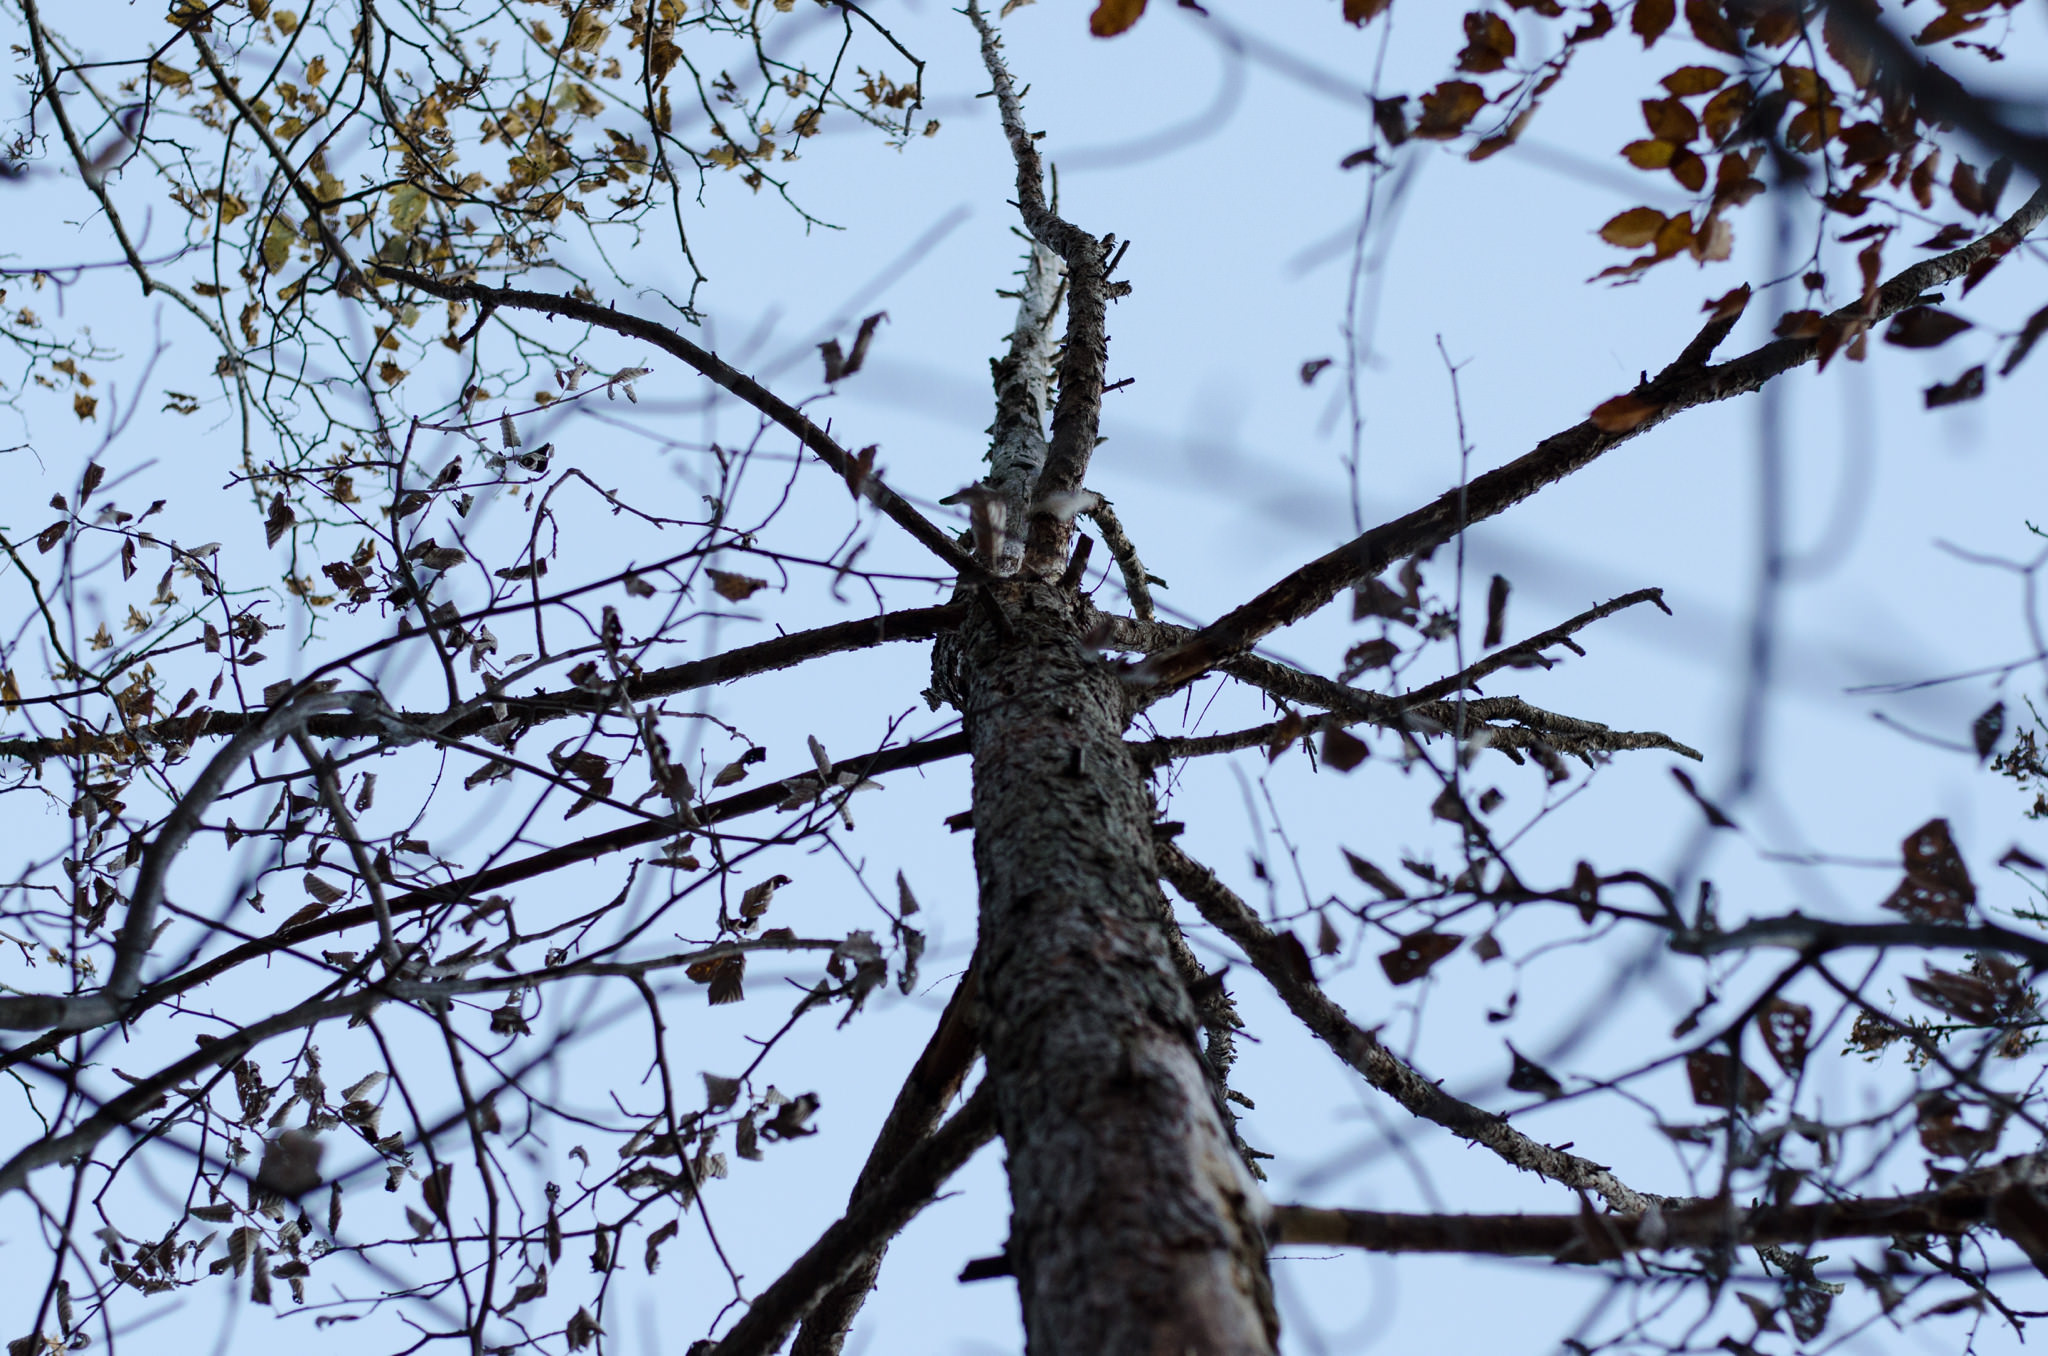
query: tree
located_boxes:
[0,0,2045,1352]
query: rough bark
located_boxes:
[957,578,1276,1355]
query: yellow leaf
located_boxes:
[1622,138,1677,169]
[217,194,248,226]
[305,55,327,88]
[388,183,430,234]
[262,214,297,273]
[1089,0,1146,37]
[1660,66,1726,97]
[0,670,19,710]
[565,10,609,50]
[1598,207,1668,249]
[273,9,299,34]
[73,392,98,421]
[150,61,192,91]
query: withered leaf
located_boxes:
[702,1072,741,1112]
[1506,1042,1564,1098]
[1641,97,1697,145]
[264,495,295,549]
[1661,64,1726,96]
[1907,968,2002,1025]
[1758,997,1812,1077]
[1456,11,1516,74]
[1414,81,1486,139]
[1631,0,1673,47]
[1773,309,1824,339]
[1973,701,2004,760]
[686,953,745,1005]
[706,568,768,602]
[1925,366,1987,408]
[1343,849,1406,899]
[2002,303,2048,377]
[1339,637,1400,680]
[1321,726,1369,772]
[1992,1185,2048,1279]
[1378,930,1462,986]
[644,1220,678,1274]
[1883,307,1973,348]
[1684,0,1742,55]
[1088,0,1145,37]
[1590,392,1664,434]
[1483,574,1509,647]
[422,1163,453,1223]
[1685,1047,1769,1112]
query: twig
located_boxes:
[0,689,380,1032]
[291,731,400,974]
[1672,914,2048,969]
[1084,499,1159,622]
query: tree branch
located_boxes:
[1672,914,2048,969]
[377,267,980,578]
[1133,188,2048,691]
[0,731,970,1064]
[1273,1150,2048,1260]
[0,605,964,765]
[0,689,379,1032]
[963,0,1116,578]
[709,1082,997,1356]
[792,966,982,1356]
[1157,843,1672,1215]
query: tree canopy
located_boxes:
[1,1,2046,1353]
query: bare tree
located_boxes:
[1,1,2047,1353]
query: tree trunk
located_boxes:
[954,578,1277,1355]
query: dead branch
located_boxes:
[1404,588,1670,704]
[1157,842,1673,1215]
[981,240,1064,576]
[964,0,1117,578]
